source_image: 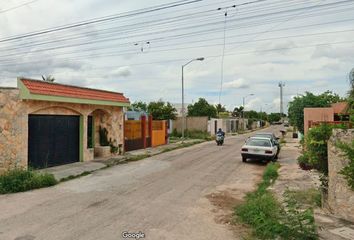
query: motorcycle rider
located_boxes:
[216,128,225,137]
[216,128,225,145]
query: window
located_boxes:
[87,116,93,148]
[246,139,271,147]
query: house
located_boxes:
[0,78,130,173]
[208,118,249,135]
[304,102,350,135]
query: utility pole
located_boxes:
[242,93,254,130]
[181,57,204,142]
[278,82,285,122]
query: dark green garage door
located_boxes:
[28,115,80,169]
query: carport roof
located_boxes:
[18,78,130,107]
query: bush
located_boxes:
[304,124,335,175]
[0,169,57,194]
[297,153,313,170]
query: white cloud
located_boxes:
[313,80,329,87]
[105,66,132,78]
[245,97,262,111]
[223,78,250,89]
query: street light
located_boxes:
[181,57,204,141]
[242,93,254,130]
[260,103,269,127]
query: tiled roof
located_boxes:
[331,102,349,114]
[21,78,129,103]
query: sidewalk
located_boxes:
[271,132,354,240]
[40,138,206,181]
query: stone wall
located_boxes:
[0,88,27,174]
[327,128,354,222]
[0,89,125,173]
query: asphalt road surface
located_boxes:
[0,125,285,240]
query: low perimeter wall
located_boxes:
[172,116,208,133]
[327,128,354,222]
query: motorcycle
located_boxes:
[216,133,224,146]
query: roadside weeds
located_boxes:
[234,162,318,240]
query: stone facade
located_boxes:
[0,88,124,173]
[327,128,354,222]
[0,88,27,173]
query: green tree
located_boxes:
[215,103,226,114]
[187,98,217,118]
[232,106,244,117]
[318,90,343,104]
[147,100,177,120]
[268,113,282,123]
[244,110,259,119]
[288,91,342,134]
[129,101,147,111]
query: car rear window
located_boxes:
[246,139,271,147]
[255,134,272,138]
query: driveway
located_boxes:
[0,126,285,240]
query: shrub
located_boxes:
[305,124,334,175]
[337,140,354,190]
[0,169,57,194]
[297,152,313,170]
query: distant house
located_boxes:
[304,102,350,135]
[0,78,130,172]
[125,110,148,120]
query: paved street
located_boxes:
[0,126,284,240]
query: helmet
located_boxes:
[218,128,222,131]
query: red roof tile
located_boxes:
[21,78,129,103]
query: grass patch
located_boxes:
[0,168,57,194]
[235,163,318,240]
[285,188,321,208]
[280,138,287,145]
[60,171,92,182]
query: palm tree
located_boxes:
[42,75,55,82]
[232,106,244,117]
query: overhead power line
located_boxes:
[0,0,202,43]
[0,1,352,62]
[0,0,41,14]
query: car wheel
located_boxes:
[242,157,247,162]
[272,156,277,162]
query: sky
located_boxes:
[0,0,353,113]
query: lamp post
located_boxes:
[242,93,254,130]
[260,103,269,127]
[181,57,204,141]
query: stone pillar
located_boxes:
[327,129,354,222]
